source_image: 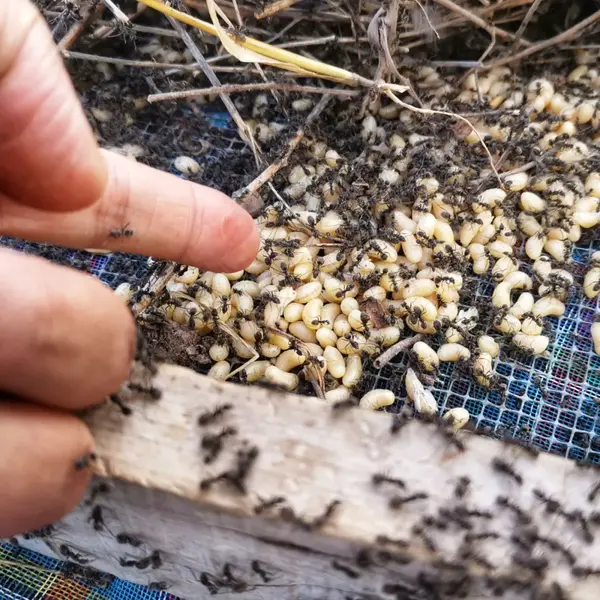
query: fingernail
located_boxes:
[219,207,260,272]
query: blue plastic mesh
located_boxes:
[365,236,600,463]
[0,542,177,600]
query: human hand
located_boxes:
[0,0,259,537]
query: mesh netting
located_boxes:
[363,234,600,463]
[0,542,177,600]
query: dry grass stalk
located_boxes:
[147,82,359,103]
[255,0,303,19]
[432,0,531,45]
[63,51,202,71]
[482,7,600,70]
[136,0,406,93]
[509,0,544,50]
[57,0,103,50]
[164,11,261,163]
[100,0,131,25]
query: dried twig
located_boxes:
[374,335,425,370]
[57,0,103,51]
[90,4,148,39]
[137,0,404,91]
[279,35,370,49]
[100,0,130,25]
[365,0,419,110]
[499,161,536,177]
[482,8,600,70]
[165,12,261,163]
[62,50,202,71]
[432,0,530,45]
[147,82,359,103]
[233,94,333,206]
[510,0,544,51]
[255,0,303,19]
[413,0,440,39]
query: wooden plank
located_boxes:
[12,364,600,599]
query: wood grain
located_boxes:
[12,364,600,599]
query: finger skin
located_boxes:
[0,248,135,409]
[0,151,260,272]
[0,401,94,537]
[0,0,106,211]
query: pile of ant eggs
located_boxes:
[119,58,600,431]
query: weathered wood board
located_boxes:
[12,364,600,599]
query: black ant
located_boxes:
[89,505,106,531]
[201,427,238,464]
[86,482,110,505]
[465,531,500,542]
[280,499,341,531]
[109,223,134,238]
[311,317,330,326]
[536,536,576,565]
[119,550,161,570]
[22,525,55,539]
[438,507,473,531]
[491,457,523,485]
[562,509,595,544]
[75,452,97,471]
[376,535,408,548]
[588,481,600,503]
[200,568,249,595]
[331,398,357,412]
[148,581,169,591]
[389,412,410,435]
[60,544,90,564]
[331,560,360,579]
[389,493,428,509]
[336,284,355,298]
[127,382,162,399]
[411,525,437,552]
[108,393,132,416]
[454,476,471,499]
[496,496,531,524]
[116,532,142,547]
[248,559,273,582]
[197,403,233,426]
[372,473,405,488]
[532,488,561,514]
[200,444,259,494]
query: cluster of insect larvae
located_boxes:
[145,58,600,424]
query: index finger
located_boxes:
[0,151,260,273]
[0,0,106,211]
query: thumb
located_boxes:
[0,0,107,211]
